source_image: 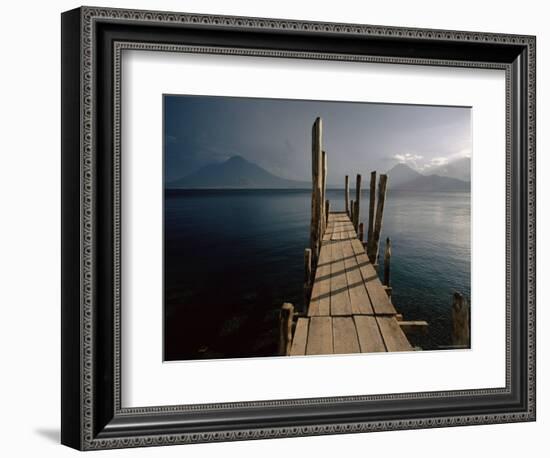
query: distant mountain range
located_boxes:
[387,161,470,192]
[167,155,309,189]
[167,154,470,192]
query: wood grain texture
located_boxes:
[333,317,360,354]
[306,316,333,355]
[354,315,386,352]
[290,318,309,356]
[377,316,413,352]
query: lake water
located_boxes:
[164,189,470,360]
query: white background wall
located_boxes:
[0,0,545,456]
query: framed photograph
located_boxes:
[61,6,536,450]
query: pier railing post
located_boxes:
[279,302,295,356]
[325,200,330,226]
[321,150,327,236]
[358,222,364,242]
[368,174,388,264]
[452,292,470,348]
[345,175,350,216]
[304,249,312,309]
[310,117,323,267]
[367,171,376,253]
[354,174,362,231]
[383,237,391,286]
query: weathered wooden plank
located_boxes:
[329,238,352,316]
[306,316,333,355]
[308,241,332,316]
[290,318,309,356]
[377,316,413,352]
[333,317,360,354]
[342,236,374,315]
[399,320,429,336]
[354,315,386,352]
[350,238,397,315]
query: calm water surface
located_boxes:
[164,189,470,360]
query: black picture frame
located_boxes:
[61,6,536,450]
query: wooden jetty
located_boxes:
[290,211,413,355]
[280,117,429,356]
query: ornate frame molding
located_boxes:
[61,6,536,450]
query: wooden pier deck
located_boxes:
[290,212,412,356]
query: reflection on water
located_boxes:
[164,189,470,361]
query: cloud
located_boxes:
[419,156,449,172]
[392,153,424,170]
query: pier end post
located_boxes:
[279,302,295,356]
[452,293,470,348]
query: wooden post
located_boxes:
[354,201,359,233]
[321,150,327,235]
[310,118,323,266]
[367,171,376,251]
[350,199,354,223]
[452,292,470,348]
[383,237,391,286]
[325,200,330,226]
[304,249,312,308]
[354,174,362,230]
[279,302,295,356]
[368,174,388,264]
[344,175,350,215]
[358,222,364,241]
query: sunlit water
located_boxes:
[164,189,470,360]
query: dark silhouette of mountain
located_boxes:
[388,163,470,192]
[167,155,309,189]
[387,163,423,188]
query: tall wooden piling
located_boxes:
[384,237,391,286]
[310,118,323,266]
[354,174,362,231]
[452,293,470,348]
[350,199,355,224]
[368,174,388,264]
[345,175,350,215]
[325,200,330,226]
[321,150,327,235]
[279,302,295,356]
[367,171,376,249]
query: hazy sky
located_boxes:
[164,95,471,184]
